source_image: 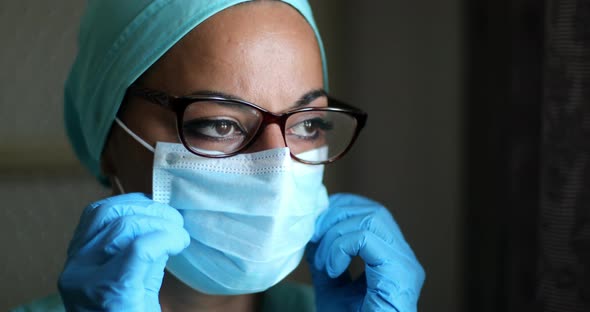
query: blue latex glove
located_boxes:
[58,193,190,311]
[306,193,425,312]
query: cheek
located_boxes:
[111,127,155,194]
[110,97,181,194]
[123,151,153,194]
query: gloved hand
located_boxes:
[306,193,425,312]
[58,193,190,311]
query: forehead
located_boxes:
[138,1,324,111]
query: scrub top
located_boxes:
[10,281,315,312]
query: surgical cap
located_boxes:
[64,0,327,181]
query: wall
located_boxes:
[0,2,107,310]
[0,1,463,311]
[311,1,464,311]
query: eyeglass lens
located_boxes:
[181,100,358,162]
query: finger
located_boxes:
[74,214,189,262]
[363,264,424,312]
[79,193,152,219]
[312,194,380,242]
[112,230,190,301]
[122,231,186,272]
[101,215,190,256]
[325,230,414,278]
[67,194,149,256]
[144,255,169,294]
[325,231,425,310]
[314,212,393,270]
[69,194,184,256]
[306,241,352,290]
[315,211,413,271]
[81,229,186,312]
[101,237,172,311]
[327,233,397,311]
[76,193,153,232]
[83,193,184,233]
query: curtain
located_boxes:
[539,0,590,310]
[466,0,590,311]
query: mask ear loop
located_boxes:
[113,176,126,194]
[114,118,155,153]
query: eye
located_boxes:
[288,117,333,140]
[183,118,246,141]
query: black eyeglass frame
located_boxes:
[125,85,368,164]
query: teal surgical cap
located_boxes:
[64,0,328,180]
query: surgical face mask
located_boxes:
[115,119,329,294]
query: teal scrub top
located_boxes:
[11,281,315,312]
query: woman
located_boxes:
[15,1,424,311]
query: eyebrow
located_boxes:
[187,88,328,108]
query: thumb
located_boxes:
[306,242,351,289]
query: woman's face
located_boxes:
[102,1,325,193]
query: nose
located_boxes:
[244,124,286,153]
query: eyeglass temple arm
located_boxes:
[329,97,368,129]
[329,97,365,112]
[126,85,176,109]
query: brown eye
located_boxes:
[287,117,333,139]
[183,118,246,140]
[302,120,315,134]
[215,121,233,136]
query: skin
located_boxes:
[101,1,324,311]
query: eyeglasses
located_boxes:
[125,85,367,165]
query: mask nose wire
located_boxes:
[114,118,156,153]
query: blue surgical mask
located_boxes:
[115,119,329,295]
